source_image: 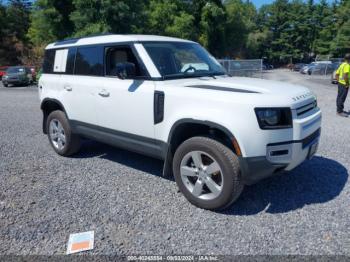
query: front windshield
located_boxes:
[142,42,226,79]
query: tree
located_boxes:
[225,0,256,58]
[314,0,335,55]
[146,0,195,40]
[331,0,350,56]
[1,0,347,67]
[166,12,195,40]
[28,0,75,45]
[199,2,227,57]
[263,0,293,63]
[70,0,148,37]
[0,0,31,65]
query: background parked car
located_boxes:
[0,66,9,80]
[300,63,316,75]
[292,63,306,72]
[2,66,34,87]
[263,63,274,70]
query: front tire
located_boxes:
[173,137,243,210]
[46,110,81,156]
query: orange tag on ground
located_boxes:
[67,231,94,254]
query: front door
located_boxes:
[95,45,158,156]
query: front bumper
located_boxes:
[240,106,322,185]
[239,156,286,185]
[240,128,320,185]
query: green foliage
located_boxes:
[70,0,147,37]
[331,0,350,56]
[199,2,227,57]
[0,0,31,65]
[250,0,346,63]
[166,12,195,40]
[0,0,349,66]
[28,0,75,45]
[225,0,256,58]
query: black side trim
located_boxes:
[70,120,168,160]
[267,128,321,148]
[154,91,165,124]
[186,85,259,93]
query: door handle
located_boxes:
[64,85,72,91]
[98,89,110,97]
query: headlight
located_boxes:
[255,108,292,129]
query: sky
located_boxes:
[251,0,275,8]
[252,0,335,8]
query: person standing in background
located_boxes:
[336,54,350,117]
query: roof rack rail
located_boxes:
[54,33,113,46]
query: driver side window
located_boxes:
[105,46,147,79]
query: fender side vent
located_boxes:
[154,91,165,124]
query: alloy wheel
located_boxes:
[180,151,224,200]
[49,119,66,150]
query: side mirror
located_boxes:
[116,62,136,79]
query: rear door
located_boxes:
[59,46,102,126]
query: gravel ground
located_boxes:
[0,71,349,256]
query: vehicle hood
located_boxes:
[164,76,312,97]
[158,76,316,108]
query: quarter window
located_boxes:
[42,49,55,74]
[75,46,103,76]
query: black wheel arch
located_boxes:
[162,118,242,177]
[40,98,68,134]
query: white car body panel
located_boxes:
[99,78,155,138]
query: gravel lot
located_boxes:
[0,70,349,256]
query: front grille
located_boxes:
[302,128,321,148]
[296,100,317,116]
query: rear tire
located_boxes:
[173,136,243,211]
[46,110,81,156]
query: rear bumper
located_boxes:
[2,79,28,85]
[240,128,321,185]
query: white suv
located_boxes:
[39,34,322,210]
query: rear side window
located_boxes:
[66,48,77,74]
[75,46,103,76]
[42,50,55,74]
